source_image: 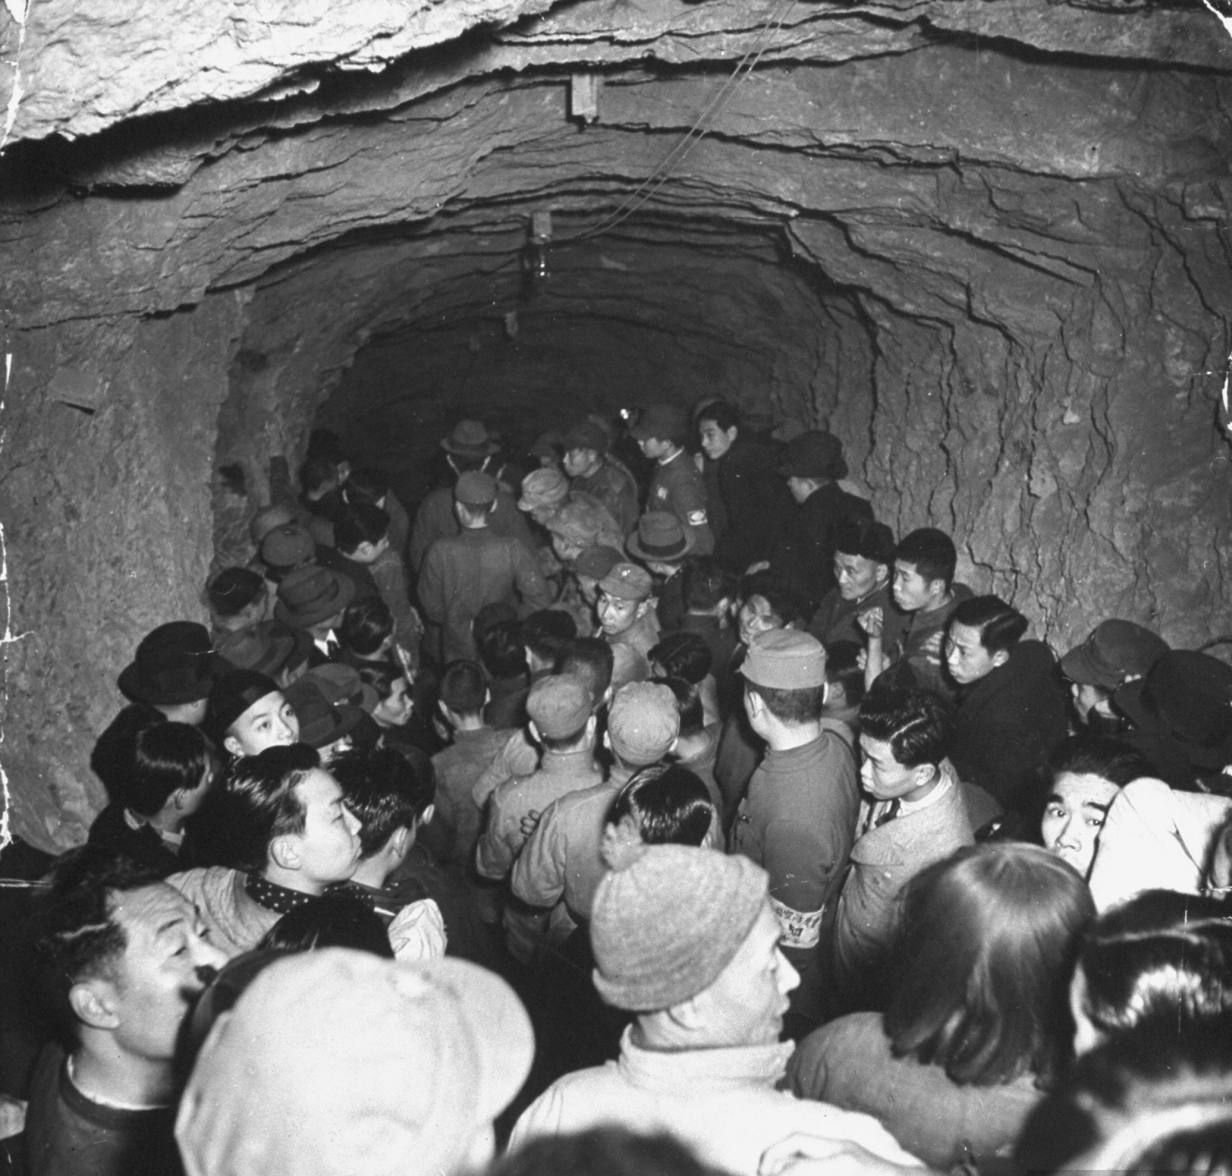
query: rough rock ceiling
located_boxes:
[2,0,1231,851]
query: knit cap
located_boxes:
[591,843,768,1011]
[518,468,569,512]
[608,681,679,766]
[177,949,533,1176]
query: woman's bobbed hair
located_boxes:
[885,841,1095,1088]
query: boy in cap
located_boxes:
[511,844,919,1175]
[1060,618,1168,732]
[408,420,535,573]
[175,949,533,1176]
[731,629,859,1036]
[475,674,602,963]
[766,430,873,612]
[417,471,551,665]
[561,419,640,535]
[510,681,680,943]
[630,403,715,556]
[596,562,660,682]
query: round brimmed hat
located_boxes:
[274,565,355,629]
[1060,620,1169,691]
[260,524,316,571]
[282,678,364,750]
[249,502,297,547]
[627,511,694,564]
[1113,650,1232,772]
[630,404,689,445]
[777,431,848,480]
[304,663,380,713]
[562,420,609,455]
[518,468,570,513]
[591,844,768,1011]
[208,567,267,618]
[740,629,827,690]
[440,420,500,458]
[118,622,223,706]
[216,621,312,680]
[176,950,534,1176]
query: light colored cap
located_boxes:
[176,949,533,1176]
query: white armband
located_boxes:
[769,895,824,950]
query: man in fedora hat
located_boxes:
[630,404,715,557]
[766,430,873,613]
[409,420,535,574]
[117,621,225,727]
[417,472,551,665]
[627,511,693,632]
[275,564,356,664]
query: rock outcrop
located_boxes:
[2,0,1230,850]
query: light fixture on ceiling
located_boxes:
[520,209,552,300]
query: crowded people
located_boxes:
[7,401,1232,1176]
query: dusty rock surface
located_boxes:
[1,0,1231,849]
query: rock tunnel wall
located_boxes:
[1,0,1231,850]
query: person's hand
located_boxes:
[857,607,884,640]
[745,560,771,576]
[760,1135,927,1176]
[519,808,543,840]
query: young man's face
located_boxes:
[288,769,362,886]
[1040,771,1119,879]
[697,902,798,1047]
[225,691,300,758]
[786,476,815,505]
[562,447,599,478]
[944,621,1004,686]
[833,552,886,602]
[859,733,928,803]
[103,884,229,1063]
[597,591,645,637]
[637,436,672,461]
[891,560,942,613]
[698,421,736,462]
[1070,680,1112,723]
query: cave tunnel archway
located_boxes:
[2,0,1231,851]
